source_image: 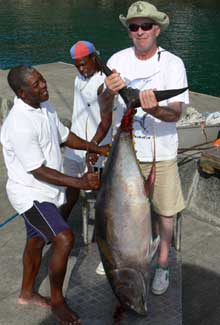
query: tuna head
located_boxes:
[110,267,149,315]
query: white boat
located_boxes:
[177,91,220,149]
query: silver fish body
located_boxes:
[95,129,159,315]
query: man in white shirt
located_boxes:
[63,40,111,221]
[97,1,189,295]
[0,65,108,324]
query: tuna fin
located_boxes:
[144,124,156,198]
[144,163,156,197]
[146,235,160,263]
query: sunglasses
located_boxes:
[128,22,156,32]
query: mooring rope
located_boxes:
[0,212,19,229]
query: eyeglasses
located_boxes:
[128,22,156,32]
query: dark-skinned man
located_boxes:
[63,41,112,235]
[0,65,109,324]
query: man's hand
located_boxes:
[139,89,158,114]
[86,143,110,171]
[97,144,110,157]
[86,152,99,172]
[80,172,100,190]
[86,152,99,165]
[105,69,125,94]
[139,89,182,122]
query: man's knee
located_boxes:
[54,229,74,249]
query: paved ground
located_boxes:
[63,199,182,325]
[0,195,182,325]
[182,214,220,325]
[1,193,220,325]
[1,62,220,325]
[179,153,220,325]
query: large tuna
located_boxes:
[94,58,187,313]
[95,108,159,315]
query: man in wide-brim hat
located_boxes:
[119,1,170,32]
[96,0,189,298]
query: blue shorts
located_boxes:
[21,201,70,243]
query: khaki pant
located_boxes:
[140,159,185,217]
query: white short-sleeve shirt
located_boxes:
[0,97,69,213]
[108,47,189,162]
[64,71,111,167]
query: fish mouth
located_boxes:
[125,296,148,316]
[111,267,148,316]
[116,288,148,316]
[131,305,148,316]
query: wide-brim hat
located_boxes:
[119,1,169,32]
[70,40,96,60]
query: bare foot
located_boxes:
[51,301,81,324]
[18,293,51,308]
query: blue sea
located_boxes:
[0,0,219,96]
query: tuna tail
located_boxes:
[154,88,188,102]
[118,87,188,109]
[94,52,188,108]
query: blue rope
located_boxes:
[0,213,19,229]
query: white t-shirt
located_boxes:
[0,97,69,214]
[64,71,111,167]
[108,47,189,162]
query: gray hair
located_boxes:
[7,65,35,95]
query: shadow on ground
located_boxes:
[183,263,220,325]
[37,258,220,325]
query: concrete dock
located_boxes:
[0,62,220,325]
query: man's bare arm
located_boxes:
[139,89,182,122]
[98,69,125,114]
[98,87,115,114]
[149,102,182,122]
[32,165,100,190]
[63,132,109,156]
[90,111,112,145]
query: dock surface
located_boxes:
[0,62,220,325]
